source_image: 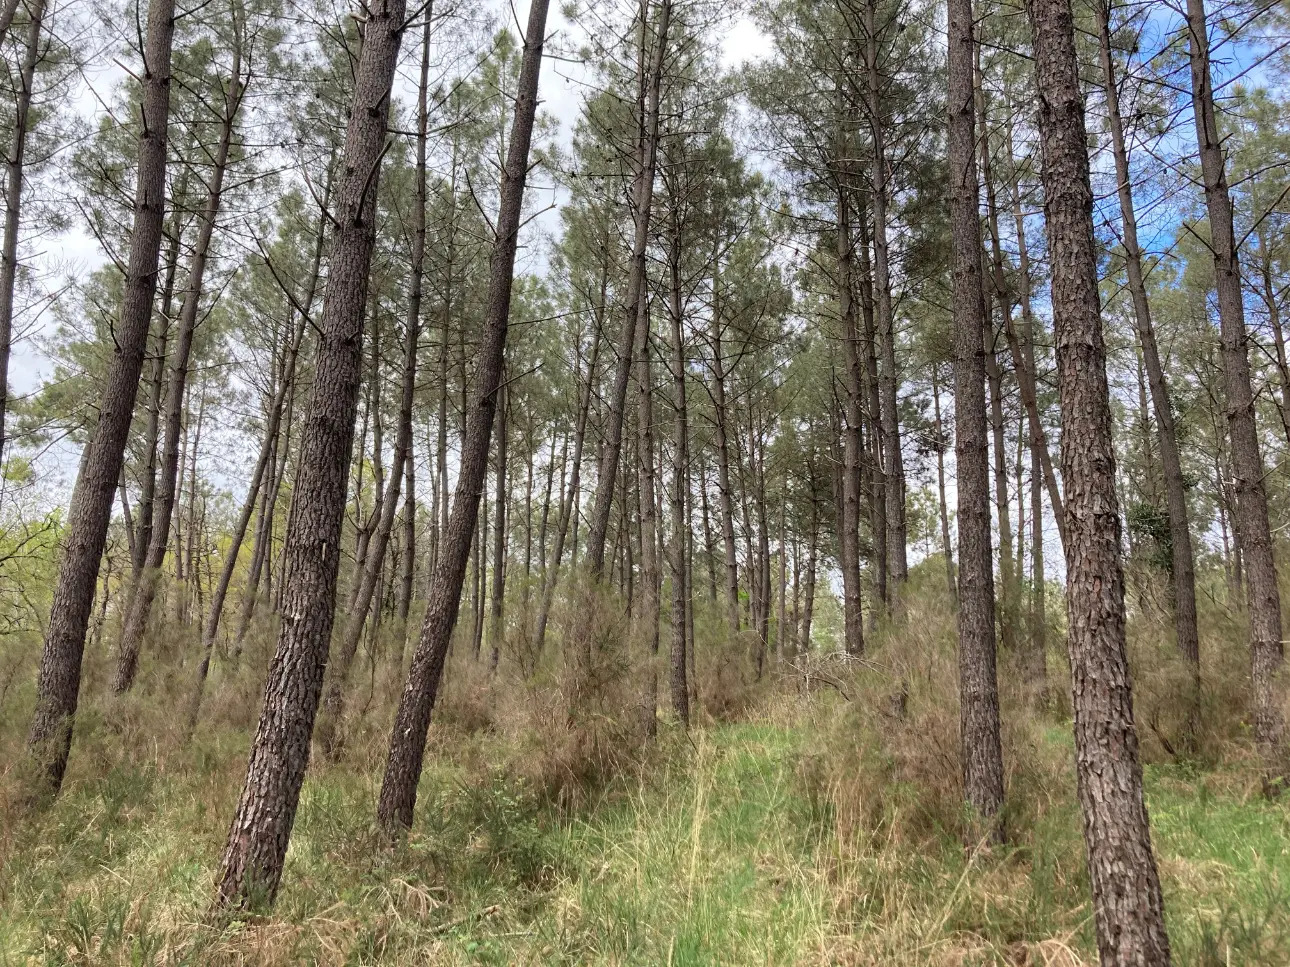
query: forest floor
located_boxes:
[2,675,1289,966]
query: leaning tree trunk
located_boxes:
[25,0,176,800]
[213,0,406,910]
[1186,0,1286,779]
[0,0,22,50]
[115,37,245,693]
[0,0,45,463]
[1025,0,1172,956]
[947,0,1005,835]
[1098,0,1200,738]
[376,0,551,837]
[584,0,671,577]
[316,12,431,757]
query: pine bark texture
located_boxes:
[214,0,406,908]
[377,0,550,835]
[1025,0,1172,957]
[947,0,1004,830]
[26,0,176,797]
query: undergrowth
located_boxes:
[1,570,1287,965]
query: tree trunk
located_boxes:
[947,0,1004,833]
[585,0,671,577]
[214,0,406,908]
[186,309,310,736]
[131,196,185,577]
[634,299,662,734]
[376,0,551,836]
[115,35,245,692]
[834,121,867,657]
[26,0,177,799]
[488,385,509,674]
[1186,0,1286,776]
[799,481,818,653]
[1098,0,1200,733]
[1029,424,1047,697]
[667,242,689,726]
[708,278,742,635]
[931,363,956,600]
[974,59,1018,652]
[1004,118,1066,547]
[317,14,431,755]
[864,0,906,594]
[0,0,46,462]
[0,0,22,49]
[533,312,601,655]
[1025,0,1172,955]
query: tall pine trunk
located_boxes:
[26,0,176,799]
[947,0,1004,834]
[213,0,406,908]
[376,0,551,836]
[115,34,245,692]
[316,13,431,755]
[1186,0,1286,776]
[0,0,45,462]
[1025,0,1171,955]
[585,0,671,576]
[1098,0,1200,735]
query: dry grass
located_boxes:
[1,567,1288,964]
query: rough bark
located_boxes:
[488,386,508,673]
[1025,0,1172,955]
[114,35,245,692]
[634,300,661,733]
[707,272,741,635]
[316,14,430,755]
[213,0,406,908]
[376,0,550,836]
[26,0,176,798]
[834,124,866,657]
[864,0,906,594]
[1186,0,1285,775]
[947,0,1004,832]
[667,238,690,725]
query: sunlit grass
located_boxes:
[3,692,1288,966]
